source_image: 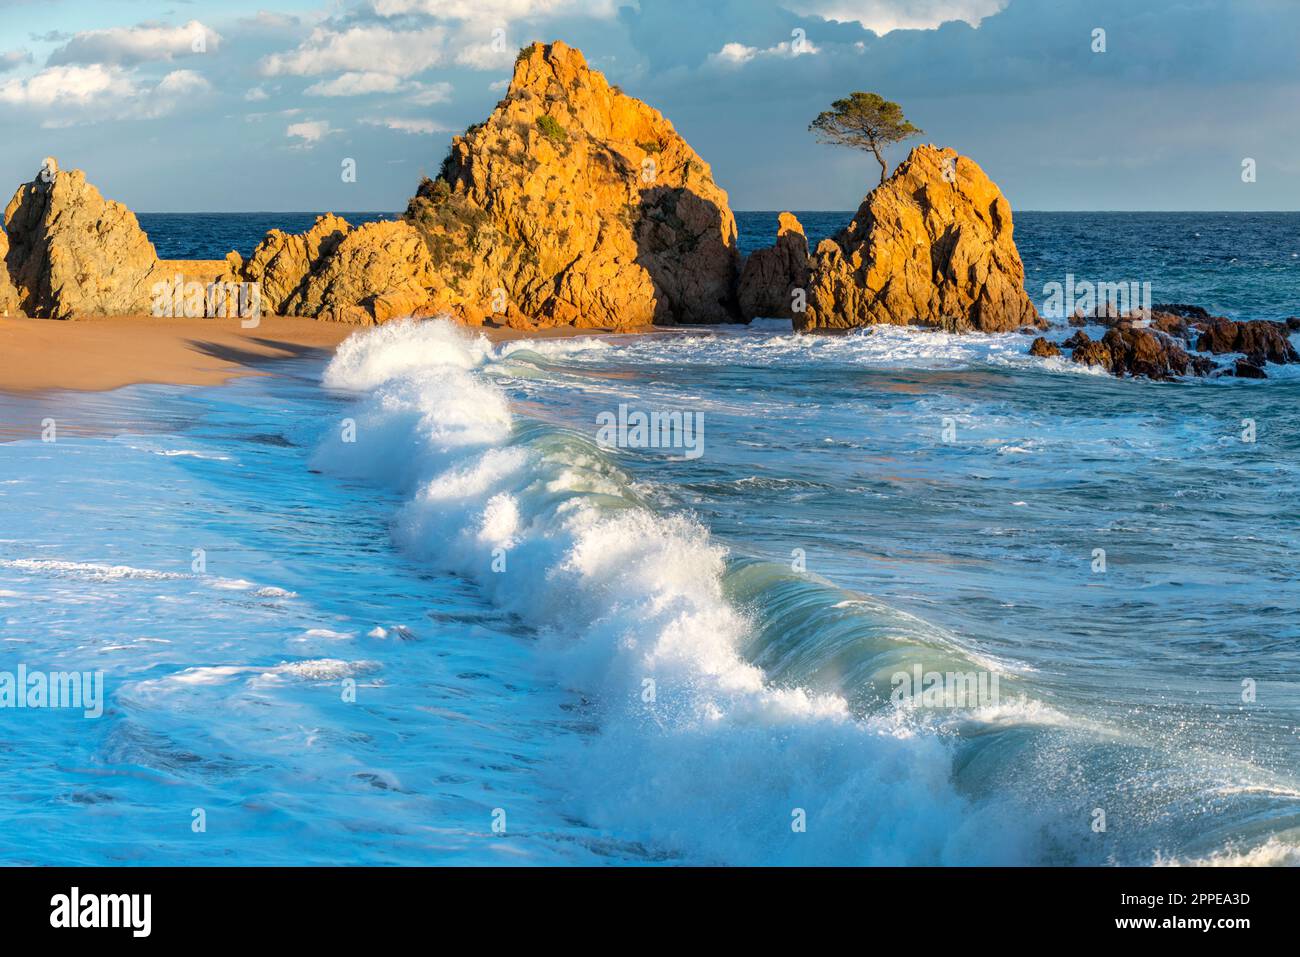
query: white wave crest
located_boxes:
[313,319,1033,865]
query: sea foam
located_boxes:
[314,319,1034,865]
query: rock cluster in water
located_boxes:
[1039,305,1300,379]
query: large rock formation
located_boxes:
[738,212,809,320]
[800,145,1040,333]
[403,40,740,329]
[0,227,20,317]
[3,159,165,318]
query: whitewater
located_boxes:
[1,317,1298,865]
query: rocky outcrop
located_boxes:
[1048,308,1298,380]
[738,212,810,320]
[1196,318,1299,366]
[3,159,164,318]
[241,214,350,314]
[403,40,740,329]
[234,215,439,324]
[284,220,440,324]
[0,227,20,317]
[1067,327,1214,380]
[800,145,1040,333]
[1028,336,1060,358]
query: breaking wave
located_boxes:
[313,319,1300,865]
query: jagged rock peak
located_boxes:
[404,40,740,329]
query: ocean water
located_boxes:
[1,213,1298,865]
[140,212,401,262]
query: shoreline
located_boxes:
[0,314,658,395]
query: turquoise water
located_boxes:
[1,213,1298,865]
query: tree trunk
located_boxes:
[872,146,887,185]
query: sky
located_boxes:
[0,0,1297,212]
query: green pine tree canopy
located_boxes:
[809,92,923,185]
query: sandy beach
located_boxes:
[0,313,652,394]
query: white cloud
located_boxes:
[48,20,221,66]
[0,63,207,124]
[785,0,1007,34]
[155,69,210,96]
[772,38,821,56]
[453,41,517,70]
[261,25,447,78]
[1,49,33,73]
[262,2,620,84]
[131,70,212,120]
[0,63,139,108]
[300,73,454,102]
[710,43,757,66]
[245,86,270,102]
[708,39,820,68]
[407,81,454,105]
[304,71,405,96]
[286,119,335,145]
[363,117,452,135]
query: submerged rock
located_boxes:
[1196,318,1299,365]
[738,212,809,320]
[1028,336,1060,358]
[3,160,164,318]
[404,40,740,329]
[800,145,1040,333]
[1068,326,1214,380]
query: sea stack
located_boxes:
[738,212,810,321]
[3,158,165,319]
[800,145,1040,333]
[403,40,741,329]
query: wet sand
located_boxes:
[0,314,653,394]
